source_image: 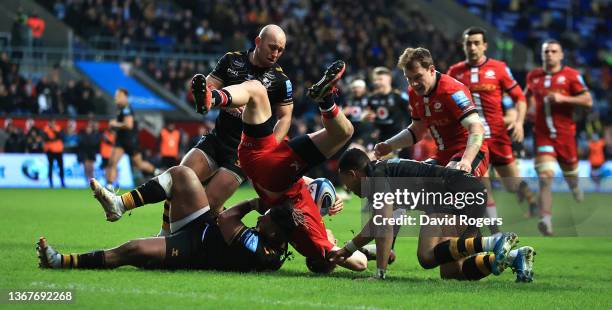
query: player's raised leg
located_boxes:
[90,165,208,222]
[304,60,354,158]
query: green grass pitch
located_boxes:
[1,187,611,309]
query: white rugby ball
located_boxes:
[308,178,337,216]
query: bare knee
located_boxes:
[122,240,146,257]
[245,80,267,100]
[180,150,213,181]
[168,165,197,182]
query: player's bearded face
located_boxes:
[463,34,487,62]
[404,64,436,96]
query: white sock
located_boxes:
[507,249,518,265]
[482,235,498,252]
[486,205,498,219]
[540,214,552,226]
[156,171,173,198]
[115,195,126,212]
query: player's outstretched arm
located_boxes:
[453,113,484,173]
[374,120,426,158]
[218,199,258,244]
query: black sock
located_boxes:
[121,179,167,210]
[161,200,170,232]
[461,254,494,280]
[211,89,232,108]
[60,251,105,269]
[318,94,335,110]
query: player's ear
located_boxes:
[255,36,261,47]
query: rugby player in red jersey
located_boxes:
[525,39,592,235]
[447,27,536,232]
[374,47,489,177]
[190,60,368,273]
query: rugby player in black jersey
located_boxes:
[105,88,159,188]
[330,148,536,282]
[155,24,294,236]
[37,166,295,272]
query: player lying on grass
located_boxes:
[37,166,298,271]
[189,60,368,273]
[331,148,536,282]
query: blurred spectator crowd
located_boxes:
[0,0,607,168]
[0,52,107,116]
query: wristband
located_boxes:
[345,240,358,254]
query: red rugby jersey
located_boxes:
[525,66,588,138]
[448,57,522,139]
[408,72,484,156]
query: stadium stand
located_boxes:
[0,0,609,175]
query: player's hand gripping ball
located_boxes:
[308,178,337,216]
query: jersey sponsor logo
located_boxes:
[232,59,245,68]
[451,90,471,110]
[533,78,540,84]
[433,101,442,110]
[263,71,275,80]
[171,248,179,256]
[290,160,301,171]
[470,84,497,92]
[376,106,389,119]
[285,80,293,97]
[456,73,464,79]
[122,107,131,114]
[485,69,496,79]
[227,68,239,77]
[556,76,566,84]
[262,77,272,89]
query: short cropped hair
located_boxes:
[543,39,562,47]
[338,148,370,173]
[397,47,434,71]
[117,87,129,96]
[372,66,391,76]
[463,26,487,43]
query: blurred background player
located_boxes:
[105,88,159,190]
[78,120,101,181]
[447,27,536,232]
[99,126,115,172]
[364,67,410,157]
[159,122,180,169]
[343,79,373,150]
[43,118,64,188]
[525,39,593,236]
